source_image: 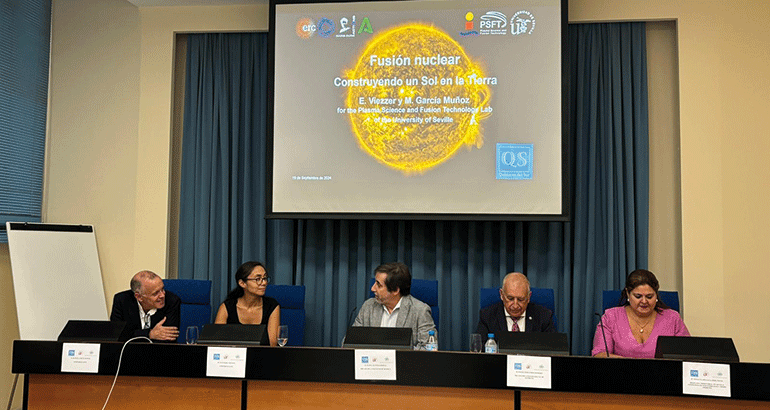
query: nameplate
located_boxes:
[354,349,397,380]
[206,346,247,378]
[682,361,731,397]
[61,343,100,373]
[506,355,552,389]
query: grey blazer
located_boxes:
[353,294,437,349]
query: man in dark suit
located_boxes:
[110,270,181,342]
[477,272,555,336]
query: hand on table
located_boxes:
[149,317,179,341]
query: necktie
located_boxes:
[512,317,520,332]
[143,313,151,329]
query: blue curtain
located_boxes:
[568,22,650,353]
[0,0,51,242]
[178,33,288,308]
[178,22,648,355]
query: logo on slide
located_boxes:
[336,16,355,38]
[358,17,373,34]
[317,18,336,38]
[460,11,479,36]
[296,18,316,39]
[479,11,507,35]
[496,143,533,180]
[511,11,536,36]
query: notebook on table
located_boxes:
[654,336,739,362]
[198,324,269,346]
[497,331,570,356]
[343,326,413,350]
[58,320,132,342]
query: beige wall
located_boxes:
[3,2,769,401]
[44,0,141,310]
[646,21,682,296]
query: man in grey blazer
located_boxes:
[353,262,436,350]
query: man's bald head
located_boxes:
[501,272,530,293]
[130,270,160,294]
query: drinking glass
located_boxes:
[185,326,199,345]
[278,325,289,347]
[469,333,483,353]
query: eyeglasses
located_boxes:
[244,276,271,284]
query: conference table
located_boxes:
[12,340,770,409]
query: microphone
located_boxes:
[594,312,610,357]
[341,306,357,347]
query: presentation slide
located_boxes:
[270,0,565,219]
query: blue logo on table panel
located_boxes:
[514,363,522,370]
[496,143,533,180]
[690,370,698,377]
[362,356,369,363]
[68,350,75,356]
[214,354,220,360]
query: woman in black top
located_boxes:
[214,261,280,346]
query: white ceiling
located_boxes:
[126,0,264,6]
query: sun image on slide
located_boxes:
[344,23,492,174]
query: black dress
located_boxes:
[223,296,279,324]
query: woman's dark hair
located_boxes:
[225,261,266,300]
[618,269,668,313]
[375,262,411,296]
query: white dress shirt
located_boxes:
[137,301,157,330]
[380,297,403,327]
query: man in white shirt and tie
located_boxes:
[476,272,556,337]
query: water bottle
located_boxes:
[485,333,498,353]
[425,330,438,351]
